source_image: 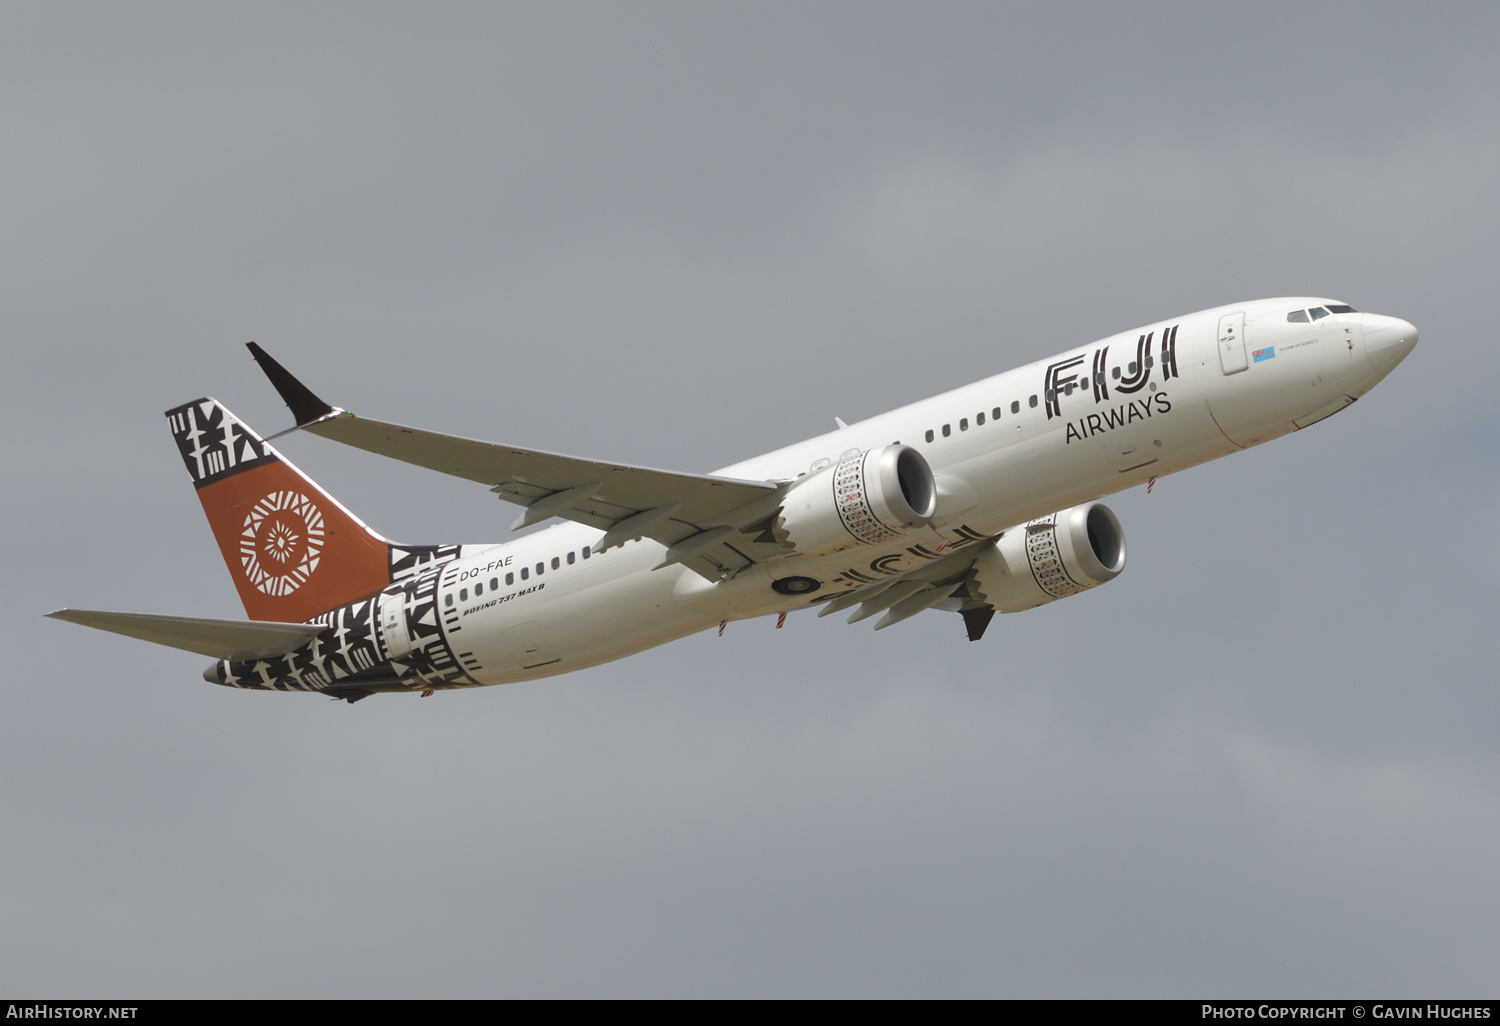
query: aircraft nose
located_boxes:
[1361,314,1418,373]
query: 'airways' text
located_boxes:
[1064,393,1172,444]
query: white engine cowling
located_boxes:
[777,444,937,557]
[969,502,1126,612]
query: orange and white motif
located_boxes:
[166,396,393,623]
[240,491,325,596]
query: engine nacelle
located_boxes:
[969,502,1126,613]
[776,444,937,557]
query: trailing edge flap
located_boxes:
[817,538,998,632]
[248,344,782,577]
[46,609,326,662]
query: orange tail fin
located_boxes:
[167,398,392,622]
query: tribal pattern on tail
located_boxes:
[166,399,277,488]
[208,561,480,696]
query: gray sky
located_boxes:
[3,2,1497,997]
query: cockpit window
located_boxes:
[1309,307,1330,320]
[1326,304,1356,314]
[1287,310,1310,323]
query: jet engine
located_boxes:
[968,502,1126,612]
[773,444,937,557]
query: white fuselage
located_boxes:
[420,298,1415,687]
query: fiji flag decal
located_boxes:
[1252,346,1276,363]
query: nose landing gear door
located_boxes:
[1218,312,1247,374]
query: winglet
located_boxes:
[247,342,337,427]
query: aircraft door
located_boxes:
[379,592,413,661]
[1218,312,1247,374]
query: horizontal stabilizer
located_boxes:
[46,609,326,661]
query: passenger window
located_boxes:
[445,594,454,607]
[506,572,514,585]
[1287,310,1310,323]
[959,418,968,431]
[474,583,482,596]
[975,412,985,426]
[1309,307,1329,320]
[1063,383,1074,396]
[490,578,498,590]
[536,562,544,575]
[460,588,468,601]
[925,429,934,443]
[1011,401,1020,414]
[1028,395,1038,408]
[520,567,529,580]
[1112,367,1121,379]
[941,424,951,437]
[1129,361,1138,375]
[992,407,1002,420]
[1145,356,1153,368]
[1045,389,1055,402]
[582,546,591,559]
[551,556,560,570]
[567,551,575,565]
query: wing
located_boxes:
[248,344,787,579]
[47,609,327,661]
[813,538,1000,639]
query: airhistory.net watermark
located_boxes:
[6,1007,137,1019]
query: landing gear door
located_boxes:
[1218,312,1247,375]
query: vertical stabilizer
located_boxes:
[166,398,391,622]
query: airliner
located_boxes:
[49,298,1418,703]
